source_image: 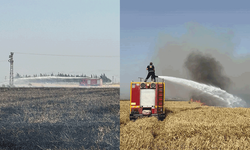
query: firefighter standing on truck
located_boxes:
[144,62,156,82]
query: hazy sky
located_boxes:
[0,0,120,84]
[121,0,250,99]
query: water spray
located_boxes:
[158,76,248,108]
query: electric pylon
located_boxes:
[8,52,14,87]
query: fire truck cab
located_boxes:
[130,79,166,121]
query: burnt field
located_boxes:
[120,100,250,150]
[0,88,119,150]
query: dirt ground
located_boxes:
[120,100,250,150]
[0,88,120,150]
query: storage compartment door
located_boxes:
[140,89,155,107]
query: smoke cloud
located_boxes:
[184,51,231,91]
[151,22,250,106]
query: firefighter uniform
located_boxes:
[144,64,156,82]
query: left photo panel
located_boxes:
[0,1,120,150]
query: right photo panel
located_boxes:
[120,1,250,149]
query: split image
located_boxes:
[1,0,250,150]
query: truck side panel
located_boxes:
[130,82,141,113]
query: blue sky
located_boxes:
[0,0,120,84]
[121,0,250,99]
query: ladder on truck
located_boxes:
[157,83,164,114]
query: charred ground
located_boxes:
[0,88,119,150]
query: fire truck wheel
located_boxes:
[130,114,136,121]
[158,114,166,121]
[130,117,137,121]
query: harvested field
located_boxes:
[120,100,250,150]
[0,88,119,150]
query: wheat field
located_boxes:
[120,100,250,150]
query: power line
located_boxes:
[13,52,119,58]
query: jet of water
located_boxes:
[158,76,248,108]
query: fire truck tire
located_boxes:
[158,114,166,121]
[130,114,137,121]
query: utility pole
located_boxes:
[8,52,14,87]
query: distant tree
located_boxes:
[100,73,111,83]
[15,73,21,78]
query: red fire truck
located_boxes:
[130,80,166,121]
